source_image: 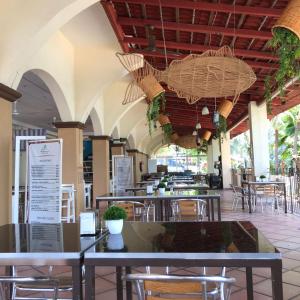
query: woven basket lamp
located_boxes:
[217,100,233,119]
[170,132,179,142]
[138,74,165,101]
[158,114,171,126]
[175,135,197,149]
[272,0,300,39]
[202,130,212,142]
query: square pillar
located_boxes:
[91,136,110,208]
[127,149,139,183]
[55,122,85,218]
[207,139,220,174]
[220,133,232,188]
[0,84,21,225]
[111,144,124,156]
[248,101,270,177]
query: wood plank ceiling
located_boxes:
[101,0,300,138]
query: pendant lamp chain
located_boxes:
[159,0,168,68]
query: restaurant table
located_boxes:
[136,179,196,186]
[0,223,103,300]
[241,181,287,213]
[96,190,221,221]
[125,183,210,192]
[85,221,283,300]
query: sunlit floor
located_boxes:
[4,190,300,300]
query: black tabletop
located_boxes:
[93,221,278,255]
[0,223,100,255]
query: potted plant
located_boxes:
[259,175,266,182]
[265,1,300,106]
[157,182,167,195]
[215,115,227,139]
[162,123,173,139]
[103,206,127,234]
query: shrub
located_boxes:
[103,206,127,220]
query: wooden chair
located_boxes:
[172,199,206,221]
[113,201,148,221]
[124,273,235,300]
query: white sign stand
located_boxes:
[26,139,63,223]
[13,136,46,224]
[112,155,133,192]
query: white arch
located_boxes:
[22,69,72,121]
[2,0,99,85]
[111,126,120,139]
[127,134,136,149]
[89,107,103,135]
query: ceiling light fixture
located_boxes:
[195,122,201,130]
[192,130,197,136]
[202,106,209,115]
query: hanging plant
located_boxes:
[147,92,166,135]
[162,123,173,139]
[264,27,300,105]
[215,115,227,139]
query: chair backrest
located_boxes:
[61,184,75,223]
[113,201,146,221]
[176,199,206,220]
[124,273,235,300]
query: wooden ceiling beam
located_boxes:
[112,0,282,17]
[124,38,277,60]
[118,17,272,40]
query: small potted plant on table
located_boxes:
[103,206,127,234]
[259,175,267,182]
[157,182,167,195]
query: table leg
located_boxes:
[271,260,283,300]
[284,184,288,214]
[125,266,132,300]
[246,267,253,300]
[211,199,215,221]
[217,198,221,221]
[116,266,123,300]
[242,185,245,210]
[85,265,95,300]
[72,265,83,300]
[207,199,211,221]
[248,184,252,213]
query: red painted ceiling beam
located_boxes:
[124,37,277,60]
[113,0,282,17]
[101,1,129,52]
[137,50,279,70]
[118,17,272,40]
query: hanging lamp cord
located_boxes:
[159,0,168,68]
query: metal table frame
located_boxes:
[96,194,221,221]
[85,249,282,300]
[241,181,287,214]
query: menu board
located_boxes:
[27,140,62,223]
[29,224,63,252]
[113,155,133,192]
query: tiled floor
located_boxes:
[5,190,300,299]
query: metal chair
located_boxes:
[124,273,235,300]
[171,199,206,221]
[0,276,59,300]
[113,201,149,221]
[231,185,244,211]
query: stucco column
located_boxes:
[248,101,270,177]
[111,144,124,156]
[220,132,232,188]
[207,139,220,174]
[0,84,21,225]
[127,149,138,183]
[91,136,110,209]
[55,122,85,218]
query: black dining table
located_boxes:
[96,190,221,221]
[0,223,103,300]
[84,221,283,300]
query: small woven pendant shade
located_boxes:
[217,100,233,119]
[202,130,212,142]
[138,74,164,101]
[175,135,197,149]
[158,114,171,126]
[272,0,300,39]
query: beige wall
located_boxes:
[127,150,148,183]
[0,99,12,225]
[57,126,84,219]
[111,145,124,156]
